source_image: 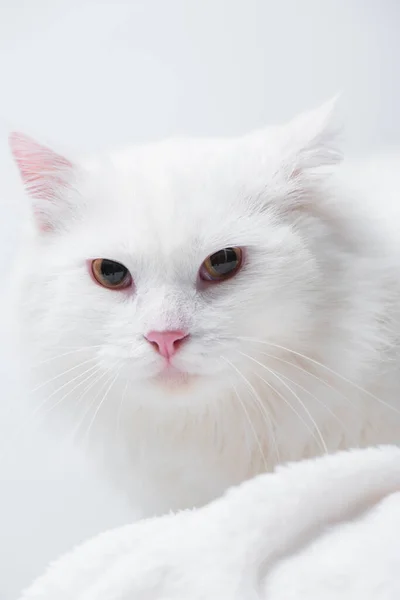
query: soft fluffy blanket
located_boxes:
[18,446,400,600]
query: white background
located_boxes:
[0,1,399,597]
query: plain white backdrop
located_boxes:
[0,1,399,597]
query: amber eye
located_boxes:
[199,247,243,282]
[91,259,132,290]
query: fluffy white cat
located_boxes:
[9,99,400,516]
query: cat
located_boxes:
[8,98,400,516]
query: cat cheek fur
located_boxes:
[9,97,400,515]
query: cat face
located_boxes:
[11,99,341,407]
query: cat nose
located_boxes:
[145,330,189,359]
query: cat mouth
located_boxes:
[153,365,197,388]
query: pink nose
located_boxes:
[145,330,188,359]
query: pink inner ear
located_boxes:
[9,132,72,201]
[9,132,73,232]
[289,167,301,179]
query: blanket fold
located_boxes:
[19,446,400,600]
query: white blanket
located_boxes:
[18,447,400,600]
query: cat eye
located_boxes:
[91,259,132,290]
[199,247,243,282]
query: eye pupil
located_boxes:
[209,248,239,276]
[91,259,132,289]
[100,259,127,285]
[200,247,243,282]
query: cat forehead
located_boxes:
[77,182,265,263]
[65,138,280,265]
[81,134,282,227]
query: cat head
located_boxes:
[11,99,342,410]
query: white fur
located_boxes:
[9,99,400,515]
[17,447,400,599]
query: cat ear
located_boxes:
[281,95,342,176]
[9,132,75,232]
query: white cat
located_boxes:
[9,99,400,516]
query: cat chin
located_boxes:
[130,369,226,407]
[146,365,197,391]
[117,358,225,395]
[152,370,217,396]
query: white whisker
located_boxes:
[274,368,354,439]
[70,368,116,442]
[237,336,400,417]
[44,365,102,415]
[0,362,105,463]
[84,370,121,444]
[221,355,278,467]
[30,356,98,394]
[30,345,104,368]
[230,380,269,470]
[31,362,101,419]
[239,349,328,453]
[258,350,359,411]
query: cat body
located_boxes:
[9,100,400,515]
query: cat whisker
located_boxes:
[238,349,328,453]
[27,362,102,431]
[40,364,106,421]
[257,349,360,412]
[71,366,111,412]
[224,340,351,448]
[72,366,121,443]
[29,356,98,394]
[61,367,113,447]
[229,378,269,470]
[254,368,328,454]
[234,348,328,454]
[30,344,104,368]
[272,366,354,440]
[0,363,106,464]
[221,355,278,468]
[83,366,123,444]
[49,366,111,455]
[236,336,400,417]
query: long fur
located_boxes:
[9,99,400,515]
